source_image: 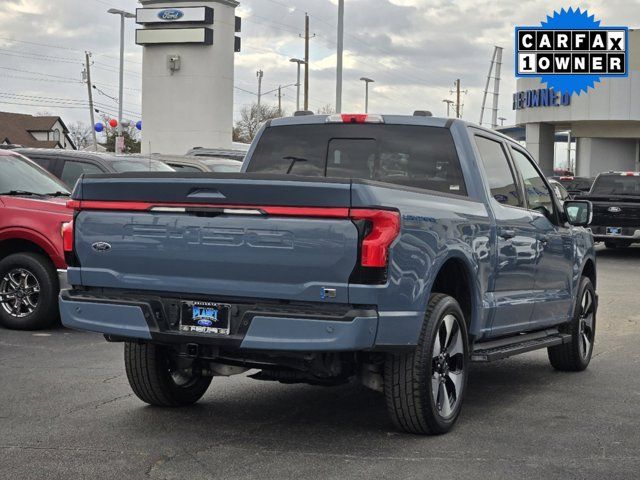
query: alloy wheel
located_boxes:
[578,288,595,360]
[431,314,465,419]
[0,268,41,318]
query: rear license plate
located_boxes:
[180,302,231,335]
[606,227,622,236]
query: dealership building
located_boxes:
[507,29,640,177]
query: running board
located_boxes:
[471,330,572,362]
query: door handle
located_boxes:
[499,229,516,240]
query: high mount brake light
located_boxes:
[326,114,384,124]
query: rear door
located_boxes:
[510,146,574,327]
[474,134,538,336]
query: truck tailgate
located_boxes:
[69,174,361,303]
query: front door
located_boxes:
[474,135,539,336]
[510,147,574,327]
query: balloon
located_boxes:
[136,120,142,131]
[121,119,131,128]
[108,119,118,128]
[94,123,104,133]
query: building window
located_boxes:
[52,130,61,142]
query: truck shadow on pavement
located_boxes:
[113,356,557,443]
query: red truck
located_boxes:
[0,149,72,330]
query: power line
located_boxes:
[0,66,82,83]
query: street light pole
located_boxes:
[443,99,454,117]
[107,8,135,154]
[290,58,305,112]
[360,77,374,113]
[336,0,345,113]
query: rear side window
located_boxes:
[29,157,54,172]
[474,136,521,207]
[247,124,467,196]
[61,161,103,188]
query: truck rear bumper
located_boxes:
[59,290,378,352]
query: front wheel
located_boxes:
[125,342,212,407]
[548,276,596,371]
[384,294,469,435]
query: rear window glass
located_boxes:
[591,174,640,195]
[247,124,467,196]
[110,159,174,173]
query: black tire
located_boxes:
[384,294,469,435]
[124,342,212,407]
[548,276,596,372]
[0,252,59,330]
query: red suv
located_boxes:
[0,150,72,330]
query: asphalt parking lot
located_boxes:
[1,246,639,480]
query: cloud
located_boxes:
[0,0,638,131]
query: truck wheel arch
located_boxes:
[581,258,596,289]
[428,255,479,335]
[0,234,58,267]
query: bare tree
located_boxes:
[234,104,282,143]
[317,104,336,114]
[69,121,92,149]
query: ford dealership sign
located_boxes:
[136,6,214,25]
[158,9,184,21]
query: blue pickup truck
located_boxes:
[60,114,597,435]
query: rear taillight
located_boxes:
[62,221,74,252]
[350,209,400,268]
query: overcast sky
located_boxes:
[0,0,638,131]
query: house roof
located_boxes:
[0,111,72,149]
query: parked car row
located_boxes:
[0,146,244,331]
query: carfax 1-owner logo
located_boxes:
[515,7,628,102]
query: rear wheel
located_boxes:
[0,253,59,330]
[548,276,596,371]
[384,294,469,435]
[124,342,212,407]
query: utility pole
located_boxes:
[336,0,344,113]
[256,70,263,108]
[455,79,461,119]
[443,99,454,117]
[450,79,467,119]
[84,52,98,152]
[277,85,282,117]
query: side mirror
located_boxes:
[564,200,592,227]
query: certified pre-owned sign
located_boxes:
[136,6,214,25]
[515,7,628,96]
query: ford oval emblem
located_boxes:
[197,319,213,327]
[92,242,112,252]
[608,206,622,213]
[158,9,184,21]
